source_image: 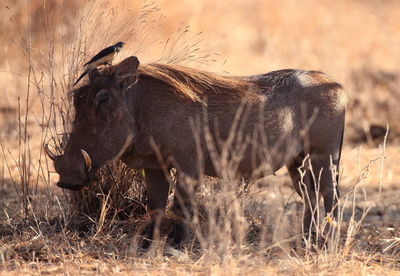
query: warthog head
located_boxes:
[45,56,140,190]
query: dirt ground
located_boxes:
[1,145,399,275]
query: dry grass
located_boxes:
[1,0,400,275]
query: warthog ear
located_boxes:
[89,68,100,82]
[115,56,140,90]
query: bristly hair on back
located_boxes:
[103,60,255,103]
[137,63,254,102]
[88,59,259,103]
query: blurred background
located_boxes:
[1,0,399,147]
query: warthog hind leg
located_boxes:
[286,152,339,242]
[287,154,318,238]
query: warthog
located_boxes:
[45,56,346,245]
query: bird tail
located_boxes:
[73,70,89,86]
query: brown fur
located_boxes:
[101,62,261,103]
[50,56,347,245]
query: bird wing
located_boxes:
[85,52,115,71]
[83,45,115,66]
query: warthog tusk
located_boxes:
[44,143,57,161]
[80,149,92,173]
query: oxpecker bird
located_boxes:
[73,41,126,86]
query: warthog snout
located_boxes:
[44,143,94,191]
[56,181,86,190]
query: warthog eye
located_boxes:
[95,89,110,109]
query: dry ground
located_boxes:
[1,0,400,275]
[1,146,399,275]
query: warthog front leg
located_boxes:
[143,167,197,248]
[170,180,193,246]
[170,163,200,246]
[143,168,170,247]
